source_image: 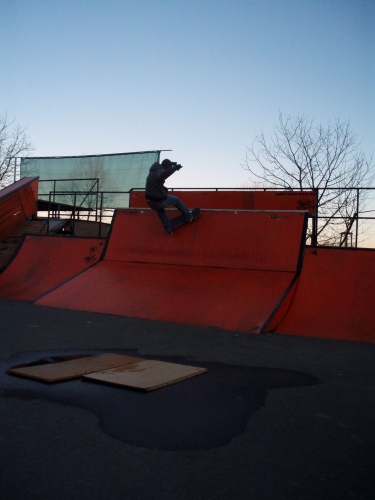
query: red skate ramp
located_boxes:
[269,247,375,343]
[36,209,307,333]
[129,190,317,215]
[0,235,105,301]
[0,177,38,240]
[104,209,306,271]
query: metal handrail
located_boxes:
[38,184,375,247]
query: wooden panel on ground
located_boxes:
[7,353,144,382]
[83,360,207,391]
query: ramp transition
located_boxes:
[0,235,105,301]
[35,209,307,333]
[267,247,375,343]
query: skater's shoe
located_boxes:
[185,212,193,222]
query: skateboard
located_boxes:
[170,207,201,231]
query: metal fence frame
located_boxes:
[37,184,375,247]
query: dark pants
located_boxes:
[146,195,191,232]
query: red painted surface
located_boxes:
[36,261,296,333]
[35,209,306,333]
[269,247,375,343]
[129,190,317,215]
[0,177,38,201]
[105,209,307,272]
[32,208,374,343]
[0,235,105,301]
[0,177,39,240]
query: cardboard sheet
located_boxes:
[83,360,207,391]
[7,353,144,382]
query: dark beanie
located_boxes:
[161,159,177,168]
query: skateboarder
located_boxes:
[145,159,192,234]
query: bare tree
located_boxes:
[0,114,35,188]
[242,113,375,245]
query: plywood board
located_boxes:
[83,360,207,391]
[7,353,144,382]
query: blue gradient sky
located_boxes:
[2,0,374,188]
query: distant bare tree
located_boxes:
[242,113,375,245]
[0,114,35,188]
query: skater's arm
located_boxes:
[157,164,182,180]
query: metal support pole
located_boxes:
[95,180,99,222]
[311,188,318,246]
[72,192,77,233]
[53,180,57,216]
[340,212,357,247]
[98,192,103,237]
[47,192,52,233]
[355,189,359,248]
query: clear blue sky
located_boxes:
[2,0,374,188]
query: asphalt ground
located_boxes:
[0,298,374,500]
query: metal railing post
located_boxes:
[99,192,104,237]
[311,188,318,246]
[355,188,359,248]
[72,192,77,233]
[47,192,52,233]
[95,179,99,222]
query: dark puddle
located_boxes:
[0,349,319,451]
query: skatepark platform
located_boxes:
[33,207,375,343]
[35,209,308,333]
[1,179,374,343]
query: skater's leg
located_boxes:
[146,200,173,233]
[164,194,192,221]
[156,208,173,233]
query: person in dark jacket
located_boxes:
[145,158,192,234]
